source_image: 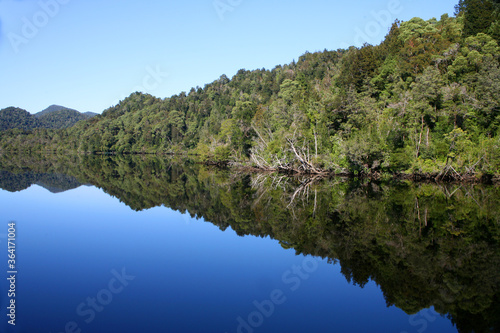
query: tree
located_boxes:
[455,0,498,37]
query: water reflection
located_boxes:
[0,153,499,332]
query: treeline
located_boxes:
[0,153,499,332]
[2,1,500,179]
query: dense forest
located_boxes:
[1,153,498,332]
[35,104,79,117]
[0,105,96,131]
[1,0,500,180]
[36,109,96,129]
[0,107,41,131]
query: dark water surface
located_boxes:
[0,154,498,333]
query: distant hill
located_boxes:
[0,107,41,131]
[83,111,99,118]
[37,109,92,129]
[35,104,79,118]
[0,105,97,131]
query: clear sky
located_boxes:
[1,0,458,114]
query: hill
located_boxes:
[0,105,98,131]
[37,109,93,129]
[35,104,79,118]
[83,111,99,118]
[0,107,40,131]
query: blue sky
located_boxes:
[1,0,458,114]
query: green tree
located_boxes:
[455,0,498,37]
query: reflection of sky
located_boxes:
[0,185,456,333]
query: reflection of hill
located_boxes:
[0,170,84,193]
[0,155,85,193]
[35,173,86,193]
[0,170,38,192]
[0,153,499,332]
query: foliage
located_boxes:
[455,0,500,39]
[0,107,41,131]
[37,109,93,129]
[0,106,95,131]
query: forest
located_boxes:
[0,106,96,131]
[1,0,500,180]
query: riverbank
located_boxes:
[211,160,500,185]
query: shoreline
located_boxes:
[2,150,499,185]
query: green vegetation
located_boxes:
[35,104,80,117]
[2,3,500,180]
[0,105,96,131]
[36,109,94,129]
[0,153,498,332]
[0,107,41,131]
[455,0,500,39]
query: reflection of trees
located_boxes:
[327,183,500,332]
[1,153,499,332]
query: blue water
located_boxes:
[0,184,457,333]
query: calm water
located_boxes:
[0,154,498,333]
